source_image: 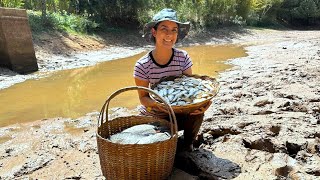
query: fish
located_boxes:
[137,132,171,144]
[109,124,172,144]
[109,132,145,144]
[152,75,217,106]
[122,124,157,135]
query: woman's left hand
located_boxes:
[152,103,169,113]
[190,101,212,115]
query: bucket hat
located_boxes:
[143,8,190,43]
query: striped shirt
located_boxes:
[134,48,193,86]
[133,48,193,117]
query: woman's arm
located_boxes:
[183,66,192,76]
[134,78,157,108]
[135,78,168,113]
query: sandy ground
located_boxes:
[0,28,320,179]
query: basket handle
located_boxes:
[98,86,178,136]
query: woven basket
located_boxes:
[151,74,220,114]
[96,86,178,180]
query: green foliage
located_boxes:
[49,11,99,33]
[279,0,320,25]
[236,0,251,20]
[292,0,318,19]
[27,10,46,32]
[247,0,284,26]
[5,0,320,32]
[135,0,247,28]
[27,10,99,33]
[0,0,24,8]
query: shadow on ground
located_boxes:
[174,148,241,179]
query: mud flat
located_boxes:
[0,29,319,179]
[200,30,320,179]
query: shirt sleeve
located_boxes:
[133,61,148,81]
[182,52,193,71]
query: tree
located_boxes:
[41,0,46,22]
[292,0,318,25]
[236,0,251,20]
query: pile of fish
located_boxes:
[109,124,171,144]
[152,75,217,106]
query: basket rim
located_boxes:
[97,86,178,137]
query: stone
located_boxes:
[0,7,38,74]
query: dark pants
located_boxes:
[173,113,204,146]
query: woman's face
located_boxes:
[152,20,178,49]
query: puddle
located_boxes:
[0,45,246,127]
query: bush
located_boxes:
[27,10,99,34]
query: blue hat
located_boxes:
[143,8,190,43]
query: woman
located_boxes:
[133,8,211,151]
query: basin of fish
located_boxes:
[151,75,219,107]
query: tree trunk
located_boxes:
[41,0,47,23]
[52,0,56,13]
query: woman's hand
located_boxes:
[190,101,212,115]
[150,102,169,113]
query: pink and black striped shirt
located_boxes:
[133,48,193,117]
[133,48,193,86]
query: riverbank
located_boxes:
[0,26,248,90]
[0,28,319,179]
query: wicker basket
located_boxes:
[151,74,220,114]
[96,86,178,180]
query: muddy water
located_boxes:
[0,45,246,127]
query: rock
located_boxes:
[306,139,320,154]
[201,133,214,145]
[174,149,241,179]
[267,125,281,136]
[243,137,276,153]
[206,126,241,139]
[253,96,273,107]
[252,110,274,115]
[276,100,308,112]
[219,104,243,115]
[229,83,243,89]
[285,139,308,158]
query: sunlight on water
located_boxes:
[0,45,246,127]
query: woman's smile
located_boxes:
[153,20,178,48]
[163,38,174,46]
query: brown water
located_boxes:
[0,45,246,127]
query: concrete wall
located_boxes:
[0,7,38,74]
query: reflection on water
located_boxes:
[0,45,246,127]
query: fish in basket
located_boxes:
[96,86,178,180]
[109,123,171,144]
[151,74,220,114]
